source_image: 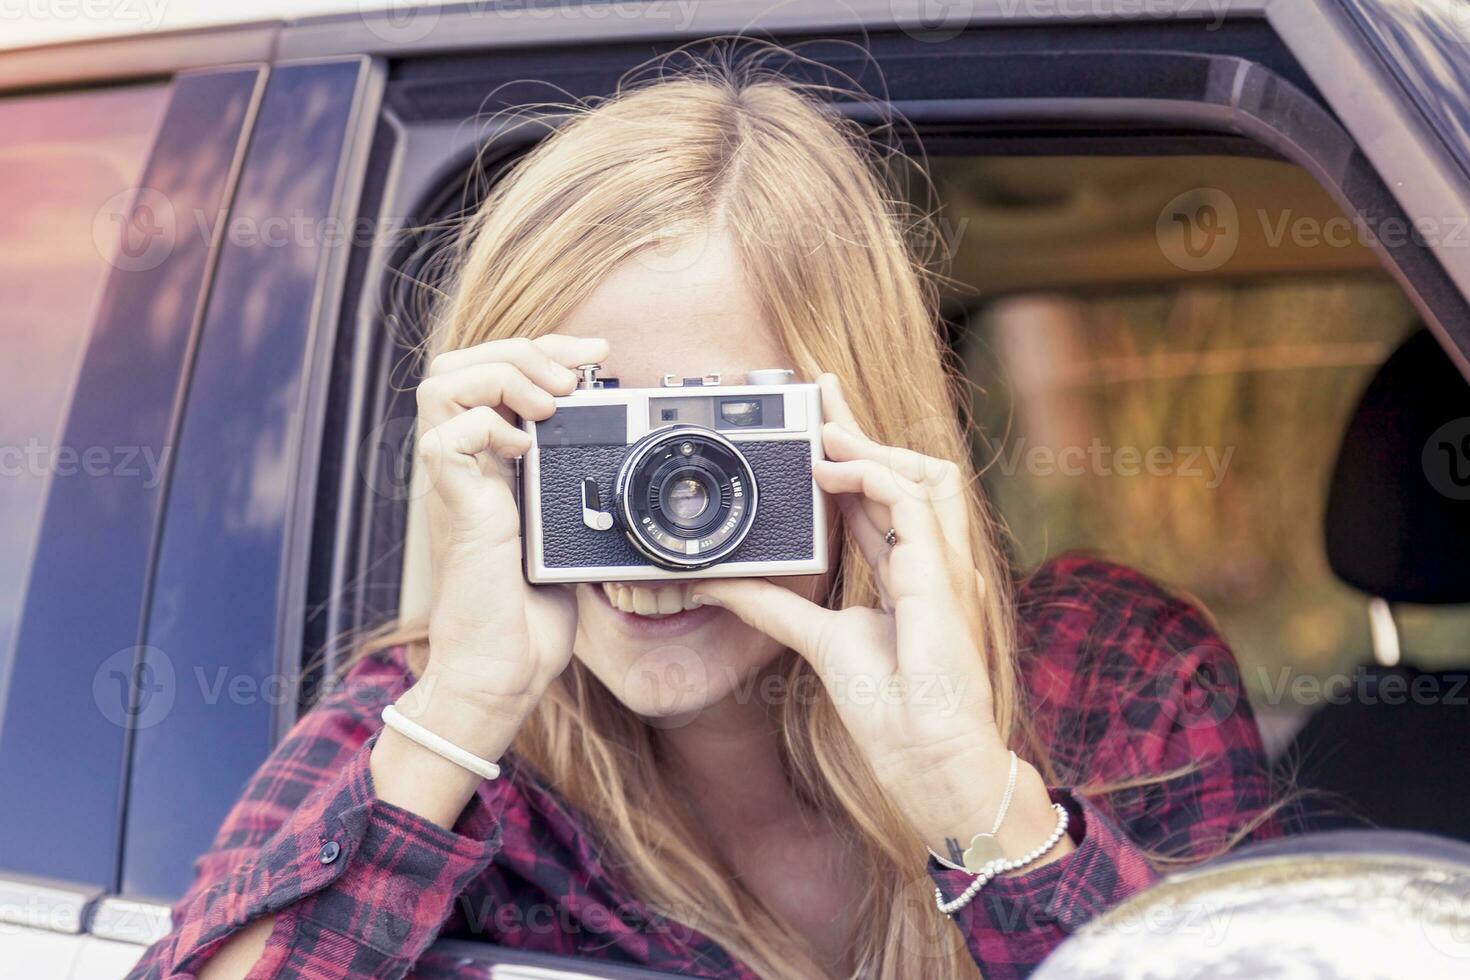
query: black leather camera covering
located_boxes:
[535,440,815,568]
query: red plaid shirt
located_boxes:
[128,555,1279,979]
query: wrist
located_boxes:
[910,743,1071,873]
[368,674,532,831]
[395,670,532,763]
[370,726,483,829]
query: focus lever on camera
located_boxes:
[581,477,614,531]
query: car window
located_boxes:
[927,153,1469,755]
[0,83,168,716]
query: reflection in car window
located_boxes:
[0,84,167,714]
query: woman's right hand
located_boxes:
[205,340,609,973]
[372,334,607,824]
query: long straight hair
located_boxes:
[366,54,1044,980]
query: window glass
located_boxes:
[0,84,168,706]
[924,154,1453,756]
[967,282,1417,689]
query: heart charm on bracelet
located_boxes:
[962,833,1004,873]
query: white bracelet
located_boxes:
[380,703,502,781]
[933,802,1069,917]
[928,749,1019,872]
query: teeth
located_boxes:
[601,582,700,617]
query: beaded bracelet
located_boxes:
[927,750,1019,873]
[933,802,1069,917]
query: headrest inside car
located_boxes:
[1325,329,1470,604]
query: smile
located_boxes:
[599,581,702,617]
[590,581,721,638]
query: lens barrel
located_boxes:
[614,426,758,569]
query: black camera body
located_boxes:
[518,366,827,583]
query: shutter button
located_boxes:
[319,840,341,864]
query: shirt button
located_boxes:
[319,840,341,864]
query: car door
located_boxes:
[0,46,270,976]
[0,28,380,974]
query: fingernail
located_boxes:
[691,593,721,608]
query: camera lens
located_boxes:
[615,426,758,570]
[663,476,710,523]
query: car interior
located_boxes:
[1294,327,1470,840]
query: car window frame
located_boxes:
[297,14,1470,969]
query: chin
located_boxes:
[572,581,780,725]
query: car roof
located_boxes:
[0,0,1267,89]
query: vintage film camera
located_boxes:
[519,364,827,583]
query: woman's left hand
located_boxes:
[691,374,1070,868]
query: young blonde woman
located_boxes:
[130,61,1279,980]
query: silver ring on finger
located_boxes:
[884,527,898,549]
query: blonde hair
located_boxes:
[370,54,1046,980]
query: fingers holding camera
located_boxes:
[414,334,608,636]
[426,334,609,385]
[814,456,975,665]
[815,459,944,588]
[417,361,558,430]
[835,494,895,608]
[414,333,608,520]
[817,374,983,628]
[417,405,527,512]
[817,392,970,553]
[423,402,531,459]
[692,576,892,683]
[419,333,610,426]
